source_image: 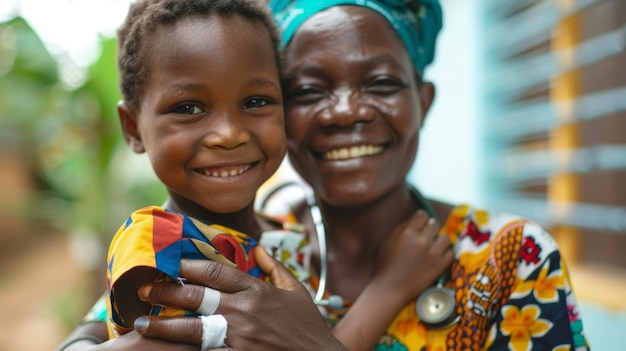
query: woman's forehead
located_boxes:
[285,6,411,69]
[291,6,405,51]
[295,6,390,39]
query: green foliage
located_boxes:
[0,16,166,240]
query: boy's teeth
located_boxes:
[323,145,383,160]
[203,164,251,178]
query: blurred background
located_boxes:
[0,0,624,349]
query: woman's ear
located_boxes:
[118,101,145,154]
[419,82,436,127]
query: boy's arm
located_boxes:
[332,210,453,351]
[332,278,410,350]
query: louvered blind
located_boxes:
[481,0,626,267]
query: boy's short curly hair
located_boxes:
[117,0,280,111]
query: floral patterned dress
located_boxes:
[311,204,590,351]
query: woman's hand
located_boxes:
[136,249,347,351]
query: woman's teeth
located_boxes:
[323,145,383,160]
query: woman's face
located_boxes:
[282,6,433,208]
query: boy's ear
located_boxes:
[118,101,145,154]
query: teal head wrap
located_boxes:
[268,0,443,73]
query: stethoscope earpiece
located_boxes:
[315,294,344,310]
[416,284,459,329]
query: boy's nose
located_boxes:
[203,114,251,149]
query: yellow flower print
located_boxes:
[511,260,565,303]
[560,257,572,284]
[484,324,496,349]
[552,345,571,351]
[457,246,490,277]
[441,204,470,244]
[500,305,553,351]
[474,209,489,227]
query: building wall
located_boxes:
[479,0,626,348]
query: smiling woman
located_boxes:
[282,5,429,209]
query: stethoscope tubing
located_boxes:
[259,182,458,328]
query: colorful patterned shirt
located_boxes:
[105,206,308,338]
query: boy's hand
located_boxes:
[373,210,453,303]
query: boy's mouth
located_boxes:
[321,144,384,161]
[195,163,253,178]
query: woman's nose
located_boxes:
[318,89,374,127]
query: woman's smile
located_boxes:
[320,144,385,161]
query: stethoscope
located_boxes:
[261,182,459,328]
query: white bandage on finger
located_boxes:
[200,314,228,350]
[196,286,221,315]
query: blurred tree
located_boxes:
[0,15,166,324]
[0,16,60,223]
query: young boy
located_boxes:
[106,0,288,342]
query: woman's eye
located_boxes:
[288,85,325,103]
[172,104,203,115]
[243,97,269,109]
[366,78,405,94]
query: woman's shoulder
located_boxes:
[438,202,551,237]
[438,201,563,273]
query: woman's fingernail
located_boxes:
[134,316,149,332]
[138,284,152,300]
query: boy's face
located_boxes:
[121,15,285,214]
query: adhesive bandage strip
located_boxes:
[200,314,228,350]
[197,286,221,315]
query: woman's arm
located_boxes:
[55,322,107,351]
[138,253,348,351]
[133,211,453,351]
[57,210,452,351]
[55,322,198,351]
[57,253,346,351]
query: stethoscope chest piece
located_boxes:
[416,285,459,329]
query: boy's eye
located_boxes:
[243,97,269,109]
[172,104,204,115]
